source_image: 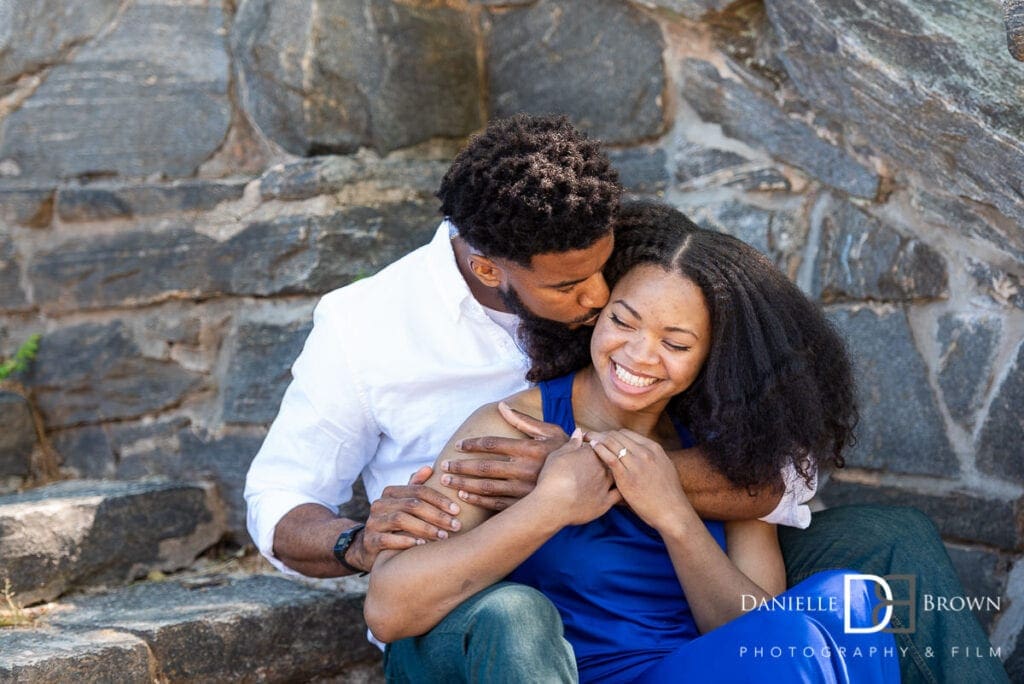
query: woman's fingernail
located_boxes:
[437,530,448,539]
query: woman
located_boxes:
[365,201,900,682]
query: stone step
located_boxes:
[0,574,383,683]
[0,480,226,605]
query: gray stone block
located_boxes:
[30,201,438,311]
[299,202,441,293]
[0,234,28,311]
[26,322,204,428]
[674,142,748,182]
[0,2,230,179]
[488,0,666,144]
[678,58,879,197]
[223,319,313,424]
[689,200,774,256]
[720,167,792,193]
[0,629,151,684]
[44,575,381,681]
[116,428,263,540]
[259,156,448,202]
[608,147,670,194]
[937,314,1001,429]
[233,0,480,155]
[634,0,739,19]
[821,480,1022,551]
[674,142,792,192]
[764,0,1024,248]
[50,425,114,480]
[684,199,805,269]
[55,180,248,222]
[0,480,226,604]
[0,185,55,227]
[944,543,1010,632]
[0,391,36,479]
[0,0,121,83]
[813,201,948,302]
[30,223,282,310]
[913,191,1024,266]
[829,308,958,477]
[978,342,1024,485]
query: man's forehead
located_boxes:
[528,232,614,280]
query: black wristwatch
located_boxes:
[333,523,367,576]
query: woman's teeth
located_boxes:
[613,362,658,388]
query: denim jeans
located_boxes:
[778,505,1009,684]
[384,582,577,683]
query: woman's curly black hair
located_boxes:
[438,114,621,266]
[522,200,857,490]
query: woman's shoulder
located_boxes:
[504,387,543,421]
[449,387,543,439]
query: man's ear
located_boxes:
[467,254,504,288]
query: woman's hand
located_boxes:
[587,429,694,533]
[532,429,622,527]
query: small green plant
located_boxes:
[0,334,40,381]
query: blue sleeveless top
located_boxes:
[507,373,727,682]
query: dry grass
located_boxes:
[0,578,32,628]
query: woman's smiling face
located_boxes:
[590,263,712,414]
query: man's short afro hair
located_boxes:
[438,114,621,266]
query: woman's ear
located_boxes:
[467,254,504,288]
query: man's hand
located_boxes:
[347,466,463,572]
[440,402,569,511]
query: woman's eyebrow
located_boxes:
[665,325,699,339]
[613,299,641,318]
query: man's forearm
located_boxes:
[272,503,363,578]
[669,446,781,520]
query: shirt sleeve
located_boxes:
[244,294,381,575]
[758,461,817,529]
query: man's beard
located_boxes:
[499,286,598,382]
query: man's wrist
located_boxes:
[344,527,367,571]
[333,523,367,575]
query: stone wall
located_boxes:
[0,0,1021,671]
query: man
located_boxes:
[246,115,1005,683]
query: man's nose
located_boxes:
[577,274,610,309]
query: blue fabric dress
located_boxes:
[507,373,901,683]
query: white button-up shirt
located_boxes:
[244,221,814,576]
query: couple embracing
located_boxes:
[245,115,1004,683]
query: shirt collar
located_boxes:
[426,219,479,321]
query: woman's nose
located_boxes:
[625,335,659,364]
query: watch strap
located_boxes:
[333,523,367,576]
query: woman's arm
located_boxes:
[443,407,782,519]
[588,429,785,635]
[364,405,619,643]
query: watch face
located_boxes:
[334,525,364,567]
